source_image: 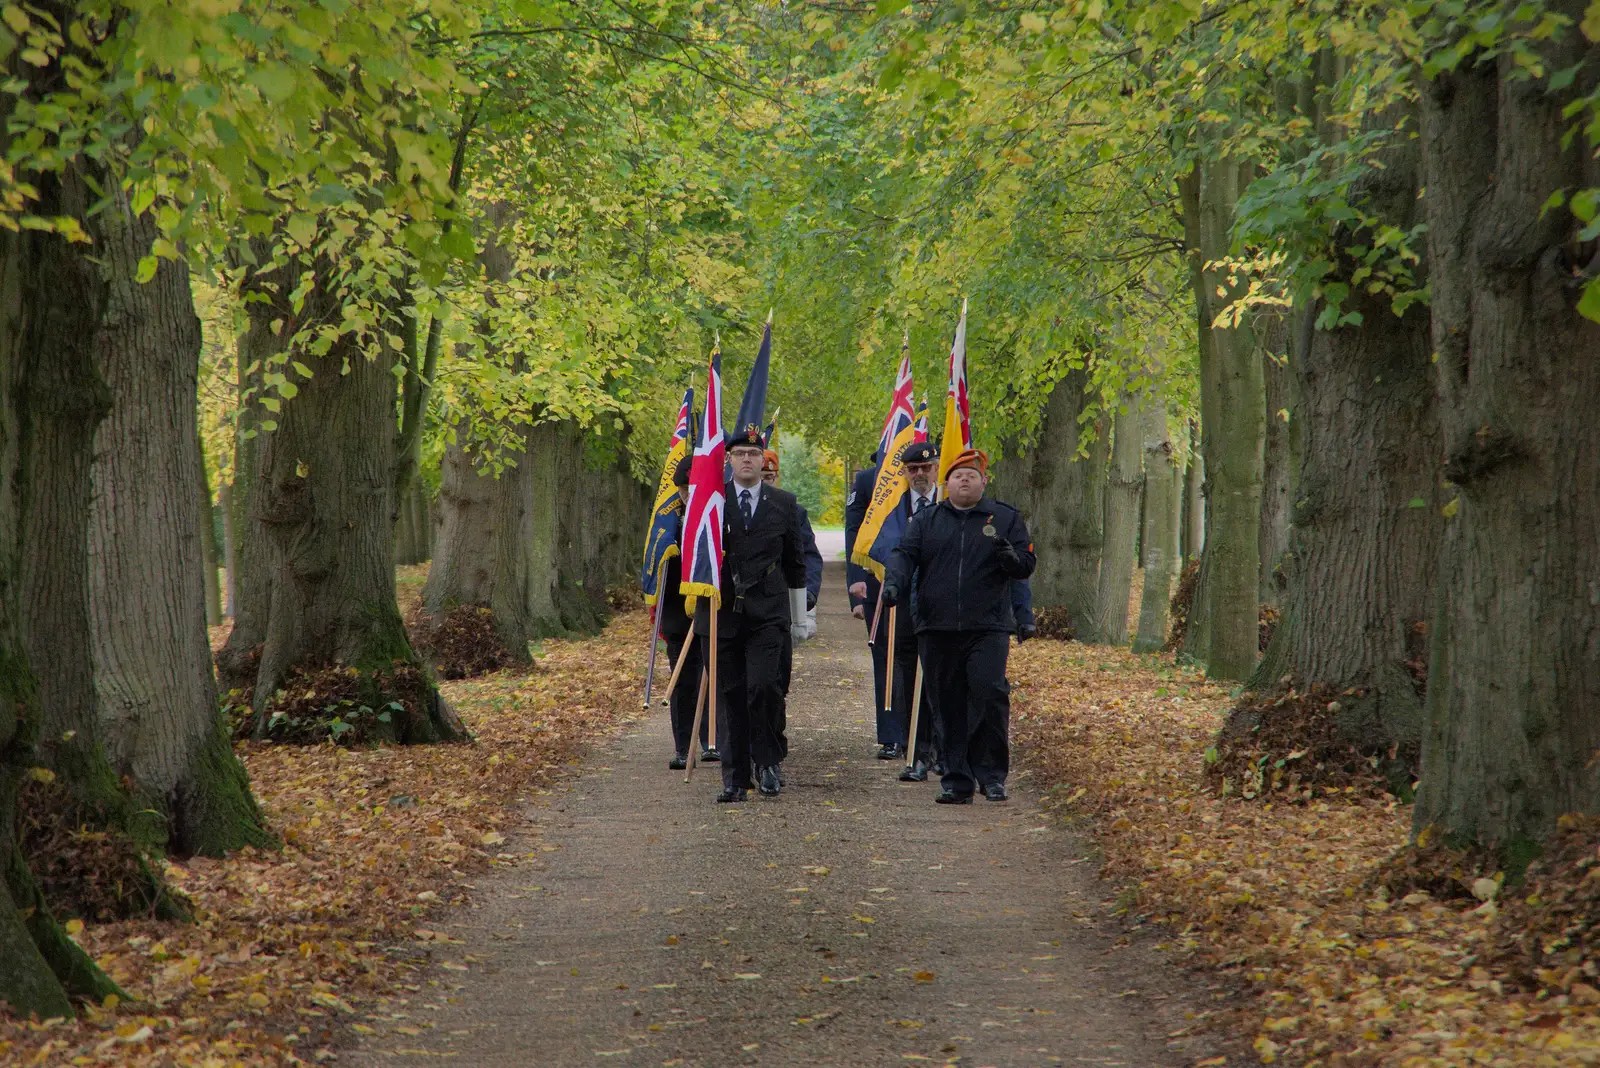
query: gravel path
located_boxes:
[351,563,1211,1067]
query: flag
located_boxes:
[640,386,694,605]
[680,341,726,609]
[851,340,919,580]
[730,311,772,440]
[938,298,972,483]
[876,335,916,461]
[912,395,930,443]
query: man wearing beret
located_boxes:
[891,438,941,781]
[761,448,823,764]
[696,425,809,802]
[882,449,1036,804]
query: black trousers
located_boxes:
[865,599,897,744]
[918,630,1011,797]
[664,630,708,756]
[778,630,792,760]
[716,619,789,790]
[891,621,936,761]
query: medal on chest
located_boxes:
[982,516,996,537]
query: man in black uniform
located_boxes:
[883,448,1035,804]
[659,456,715,769]
[844,456,897,758]
[762,448,823,764]
[890,439,941,781]
[697,425,808,802]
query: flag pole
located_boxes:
[705,609,720,784]
[867,583,887,645]
[883,606,897,720]
[684,665,709,781]
[642,607,662,708]
[904,659,924,772]
[662,631,696,700]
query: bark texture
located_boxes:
[1063,416,1109,635]
[1247,127,1438,782]
[1183,422,1204,563]
[989,368,1089,614]
[1088,394,1146,644]
[1133,406,1178,654]
[1258,314,1297,605]
[199,439,222,626]
[1413,23,1600,853]
[87,195,273,857]
[1179,161,1265,679]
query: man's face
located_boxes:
[945,466,986,507]
[761,468,778,486]
[904,459,937,496]
[729,445,765,484]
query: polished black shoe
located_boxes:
[757,765,781,796]
[934,790,973,805]
[983,783,1009,802]
[898,760,929,783]
[700,747,721,763]
[877,742,904,760]
[716,787,748,803]
[932,760,947,777]
[668,753,687,770]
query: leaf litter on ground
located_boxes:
[1008,638,1600,1067]
[0,609,649,1066]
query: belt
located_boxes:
[730,561,778,614]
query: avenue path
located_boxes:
[351,560,1212,1067]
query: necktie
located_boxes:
[914,495,928,514]
[740,489,753,529]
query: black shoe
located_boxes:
[700,747,720,763]
[757,766,781,796]
[876,743,900,760]
[931,761,946,777]
[669,754,687,770]
[983,783,1009,802]
[934,790,973,805]
[898,760,929,783]
[716,787,747,803]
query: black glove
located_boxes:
[806,593,817,611]
[1017,624,1036,644]
[881,583,900,607]
[997,539,1021,565]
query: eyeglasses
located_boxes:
[904,462,937,472]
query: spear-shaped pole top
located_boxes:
[961,296,968,315]
[902,325,910,347]
[766,307,774,326]
[713,330,721,350]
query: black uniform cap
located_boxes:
[728,423,766,451]
[673,454,692,487]
[899,439,938,465]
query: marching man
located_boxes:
[882,448,1035,804]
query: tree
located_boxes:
[1088,392,1147,644]
[1133,404,1178,653]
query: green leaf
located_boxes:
[1579,277,1600,323]
[134,255,158,284]
[1407,497,1426,508]
[286,213,318,248]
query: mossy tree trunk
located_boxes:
[86,192,274,857]
[1258,313,1297,606]
[1246,124,1437,784]
[1178,160,1265,680]
[1088,392,1147,644]
[1064,414,1110,636]
[245,270,465,744]
[1133,405,1178,654]
[1182,421,1204,563]
[1413,21,1600,855]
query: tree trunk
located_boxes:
[1179,159,1265,679]
[248,282,465,743]
[422,426,538,663]
[1133,405,1178,654]
[198,433,223,627]
[990,367,1089,613]
[0,175,123,1014]
[1184,422,1204,562]
[1258,314,1296,605]
[1413,25,1600,855]
[1088,393,1146,644]
[1064,414,1109,635]
[1243,120,1437,791]
[86,194,273,857]
[220,480,238,617]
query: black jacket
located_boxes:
[658,555,693,637]
[843,465,878,610]
[884,496,1036,634]
[695,480,807,635]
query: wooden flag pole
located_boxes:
[705,609,721,785]
[684,666,709,782]
[662,631,696,700]
[883,606,897,715]
[904,659,924,770]
[867,583,888,645]
[642,608,663,708]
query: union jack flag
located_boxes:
[679,341,726,609]
[912,396,930,443]
[876,338,917,462]
[938,299,973,483]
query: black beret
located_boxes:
[673,454,693,486]
[727,423,765,450]
[899,439,938,465]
